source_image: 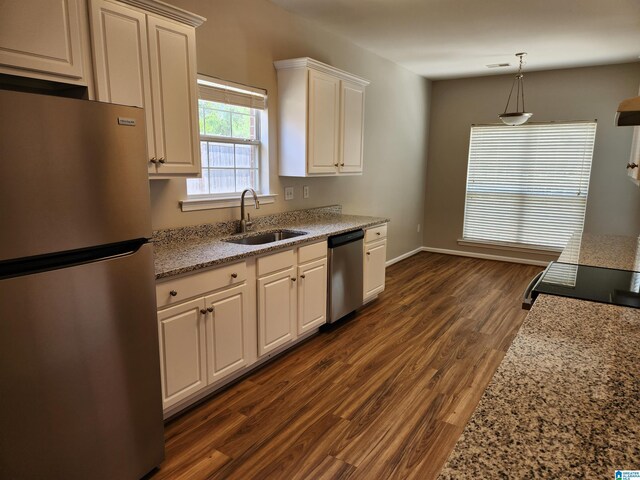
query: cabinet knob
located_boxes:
[627,163,638,169]
[300,274,306,279]
[366,252,371,255]
[291,277,297,282]
[376,232,381,236]
[158,158,166,164]
[340,163,345,167]
[149,157,157,164]
[231,273,238,278]
[169,290,177,296]
[200,309,207,314]
[334,163,339,167]
[207,307,214,313]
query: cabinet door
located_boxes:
[340,81,365,174]
[89,0,156,171]
[297,258,327,334]
[147,16,200,176]
[308,69,340,174]
[205,283,250,383]
[0,0,85,81]
[157,298,207,409]
[257,267,297,356]
[364,239,387,300]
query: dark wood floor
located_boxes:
[150,252,542,480]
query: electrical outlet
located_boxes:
[284,186,294,200]
[303,185,309,199]
[417,224,421,233]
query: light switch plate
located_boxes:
[303,186,309,199]
[284,186,294,200]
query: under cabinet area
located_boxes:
[275,57,369,177]
[364,224,388,302]
[89,0,203,177]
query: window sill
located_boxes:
[180,194,277,212]
[457,238,562,255]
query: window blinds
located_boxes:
[197,76,267,110]
[462,122,597,250]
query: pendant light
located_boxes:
[499,52,532,126]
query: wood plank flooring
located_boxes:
[149,252,542,480]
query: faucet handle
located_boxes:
[246,213,253,229]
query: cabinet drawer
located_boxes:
[365,224,387,243]
[257,249,295,277]
[298,240,327,264]
[157,262,247,308]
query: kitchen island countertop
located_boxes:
[439,233,640,478]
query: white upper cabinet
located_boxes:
[308,70,340,174]
[275,57,369,177]
[340,81,366,173]
[0,0,88,84]
[89,0,204,177]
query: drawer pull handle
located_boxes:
[207,307,214,313]
[231,273,238,278]
[627,163,638,169]
[200,309,207,314]
[169,290,177,296]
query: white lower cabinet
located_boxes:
[297,257,328,334]
[156,263,252,411]
[364,224,388,301]
[157,298,207,409]
[205,283,250,383]
[157,240,330,412]
[257,266,297,356]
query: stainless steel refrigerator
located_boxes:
[0,90,164,479]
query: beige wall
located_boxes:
[150,0,430,261]
[424,62,640,262]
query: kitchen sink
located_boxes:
[223,230,307,245]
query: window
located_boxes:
[184,76,270,208]
[462,122,597,251]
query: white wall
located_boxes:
[150,0,431,261]
[424,62,640,261]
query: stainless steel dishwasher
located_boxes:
[327,229,364,323]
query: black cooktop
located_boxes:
[532,262,640,309]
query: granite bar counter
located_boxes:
[153,206,389,280]
[439,233,640,479]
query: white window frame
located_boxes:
[458,121,597,254]
[181,76,275,211]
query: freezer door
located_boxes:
[0,243,164,480]
[0,90,152,262]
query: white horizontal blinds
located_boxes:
[463,122,597,250]
[197,77,267,110]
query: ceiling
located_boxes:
[267,0,640,79]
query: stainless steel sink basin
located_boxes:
[223,230,307,245]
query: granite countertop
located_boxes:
[439,232,640,478]
[153,206,389,280]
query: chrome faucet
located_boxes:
[239,188,260,233]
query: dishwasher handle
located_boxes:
[328,229,364,248]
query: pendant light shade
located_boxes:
[499,53,532,126]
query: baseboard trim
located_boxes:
[421,246,550,267]
[386,247,424,267]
